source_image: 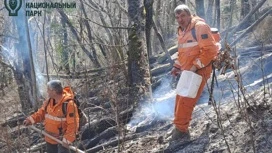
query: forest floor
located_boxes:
[0,67,272,153]
[0,84,24,152]
[0,84,21,124]
[1,54,272,153]
[94,85,272,153]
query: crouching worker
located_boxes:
[23,80,79,153]
[170,4,217,141]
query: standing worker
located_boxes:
[170,4,218,141]
[23,80,79,153]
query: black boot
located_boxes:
[171,128,190,142]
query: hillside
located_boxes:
[0,49,271,153]
[0,1,272,152]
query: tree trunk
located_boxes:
[206,0,214,26]
[55,7,101,68]
[240,0,252,29]
[0,48,32,114]
[13,3,36,113]
[14,69,32,113]
[165,2,173,36]
[241,0,250,19]
[60,14,70,74]
[169,1,177,34]
[215,0,220,30]
[43,13,50,82]
[87,0,122,62]
[127,0,152,106]
[250,0,258,21]
[153,0,162,55]
[24,5,38,110]
[152,19,173,65]
[144,0,154,57]
[228,0,235,28]
[79,0,100,66]
[195,0,205,19]
[180,0,186,4]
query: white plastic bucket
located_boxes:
[176,70,202,98]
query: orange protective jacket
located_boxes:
[173,15,217,132]
[27,87,79,144]
[174,15,218,73]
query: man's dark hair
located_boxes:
[47,80,63,94]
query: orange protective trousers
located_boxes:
[173,68,210,132]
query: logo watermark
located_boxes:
[4,1,76,17]
[25,2,76,16]
[4,0,22,16]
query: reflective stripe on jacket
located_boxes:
[28,87,79,144]
[175,15,217,74]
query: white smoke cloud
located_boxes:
[127,75,176,131]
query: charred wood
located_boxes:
[80,107,134,140]
[151,63,171,77]
[117,106,134,125]
[85,131,150,153]
[152,78,162,91]
[149,56,157,65]
[158,122,172,131]
[156,45,178,64]
[81,126,117,149]
[8,127,29,139]
[1,113,25,128]
[80,117,116,140]
[135,119,166,133]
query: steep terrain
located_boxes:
[1,12,272,153]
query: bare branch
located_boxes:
[113,0,128,15]
[230,7,272,47]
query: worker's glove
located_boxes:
[23,119,32,126]
[171,67,181,76]
[62,138,71,148]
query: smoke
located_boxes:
[34,61,46,97]
[0,45,16,68]
[28,18,47,97]
[127,75,176,129]
[1,4,46,100]
[151,76,176,120]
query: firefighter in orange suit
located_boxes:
[23,80,79,153]
[170,4,217,140]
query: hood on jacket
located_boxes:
[62,86,75,102]
[187,15,205,31]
